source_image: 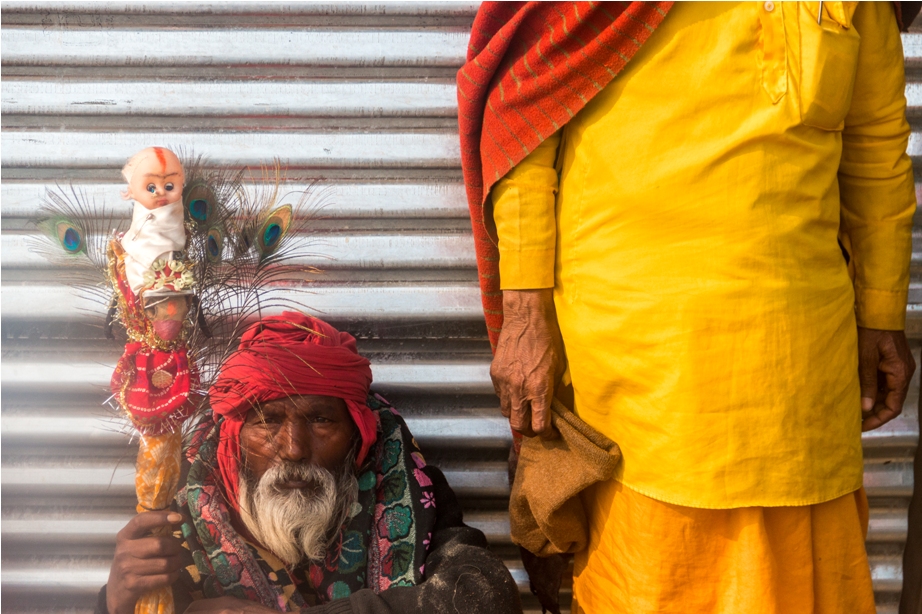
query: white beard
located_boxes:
[237,458,358,566]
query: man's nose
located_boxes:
[277,420,310,462]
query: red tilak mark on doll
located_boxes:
[153,147,167,173]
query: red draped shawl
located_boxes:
[457,1,674,349]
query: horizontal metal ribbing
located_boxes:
[0,462,512,498]
[2,233,478,270]
[0,182,469,219]
[0,29,468,67]
[0,359,494,394]
[0,284,484,322]
[0,507,909,548]
[1,81,457,117]
[0,556,905,596]
[0,509,512,545]
[0,459,913,500]
[0,2,479,15]
[1,131,460,170]
[9,81,922,120]
[0,414,513,450]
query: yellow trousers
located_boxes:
[572,482,876,614]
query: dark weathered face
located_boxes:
[240,394,357,489]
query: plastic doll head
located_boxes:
[121,147,185,210]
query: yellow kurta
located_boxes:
[493,1,915,508]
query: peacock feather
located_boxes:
[31,153,325,438]
[37,216,86,255]
[183,180,217,228]
[205,226,224,263]
[255,204,293,261]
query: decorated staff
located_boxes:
[33,147,307,614]
[109,147,198,614]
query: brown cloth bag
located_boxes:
[509,399,622,556]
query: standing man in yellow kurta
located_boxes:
[458,2,918,612]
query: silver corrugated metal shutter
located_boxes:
[1,3,918,613]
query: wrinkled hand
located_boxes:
[858,326,915,432]
[106,511,185,614]
[183,597,279,614]
[491,289,566,438]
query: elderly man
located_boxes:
[97,313,521,614]
[459,2,917,613]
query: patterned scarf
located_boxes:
[176,395,438,610]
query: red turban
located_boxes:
[208,312,377,510]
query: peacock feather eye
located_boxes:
[190,199,208,221]
[263,222,281,247]
[55,221,85,254]
[183,181,216,227]
[206,227,224,262]
[255,204,293,260]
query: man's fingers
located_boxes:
[862,406,900,432]
[858,328,915,431]
[126,570,182,594]
[530,396,557,440]
[509,401,536,437]
[122,534,183,559]
[118,511,183,541]
[883,374,909,414]
[857,343,881,413]
[498,392,512,419]
[126,552,184,575]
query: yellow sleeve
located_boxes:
[839,1,916,330]
[491,130,561,290]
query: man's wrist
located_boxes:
[502,289,555,320]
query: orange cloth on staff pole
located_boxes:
[571,482,875,614]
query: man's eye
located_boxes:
[147,184,156,194]
[165,183,174,191]
[310,416,332,424]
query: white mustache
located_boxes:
[265,461,330,492]
[238,457,358,566]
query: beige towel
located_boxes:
[509,399,622,556]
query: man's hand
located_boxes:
[183,597,279,613]
[106,511,185,614]
[491,289,566,438]
[857,326,915,431]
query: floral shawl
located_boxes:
[175,395,438,610]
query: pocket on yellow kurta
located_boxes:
[798,2,860,130]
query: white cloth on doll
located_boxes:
[121,199,186,293]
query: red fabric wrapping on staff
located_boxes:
[209,312,377,511]
[456,1,673,350]
[111,343,197,435]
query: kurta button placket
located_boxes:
[758,0,787,103]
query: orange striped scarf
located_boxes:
[457,1,673,349]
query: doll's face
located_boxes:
[127,151,185,210]
[142,294,191,342]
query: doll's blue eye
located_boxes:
[147,184,156,193]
